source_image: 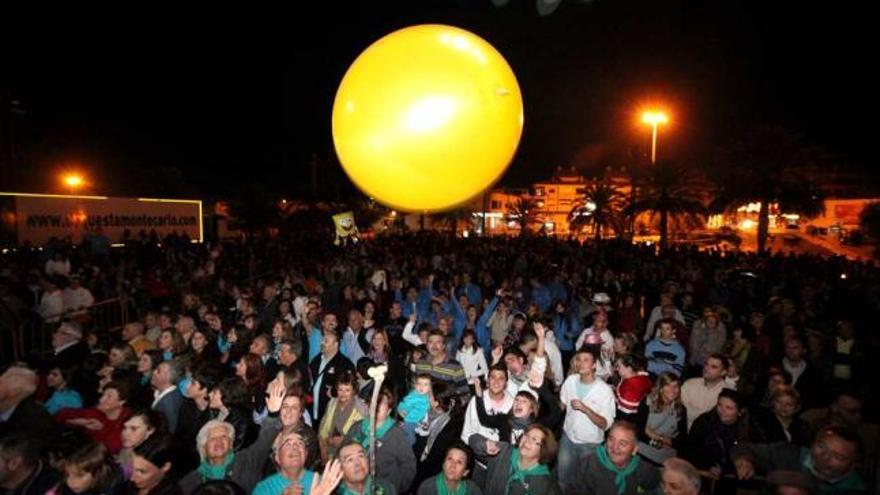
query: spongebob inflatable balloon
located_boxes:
[332,24,524,213]
[332,211,360,246]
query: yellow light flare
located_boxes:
[641,111,669,126]
[63,174,84,188]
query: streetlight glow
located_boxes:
[61,172,87,195]
[640,109,669,164]
[641,111,669,126]
[63,174,83,188]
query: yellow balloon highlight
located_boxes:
[332,24,524,213]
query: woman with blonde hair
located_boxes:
[752,384,810,446]
[637,372,687,465]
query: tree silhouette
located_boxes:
[506,198,541,236]
[568,181,627,241]
[628,160,707,250]
[712,125,826,253]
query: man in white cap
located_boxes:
[583,292,613,321]
[576,312,615,381]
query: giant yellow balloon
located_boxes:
[332,24,524,213]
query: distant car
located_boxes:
[807,226,828,236]
[785,223,800,230]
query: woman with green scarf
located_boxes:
[484,424,560,495]
[179,380,285,494]
[417,443,483,495]
[581,421,659,495]
[344,387,415,494]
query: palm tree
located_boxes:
[628,160,708,250]
[568,181,627,241]
[712,125,826,253]
[506,198,540,236]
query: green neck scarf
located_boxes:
[198,453,234,482]
[338,478,389,495]
[595,445,639,495]
[357,417,395,449]
[436,476,467,495]
[506,449,550,495]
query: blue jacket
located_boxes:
[450,295,468,343]
[395,288,430,322]
[553,312,581,352]
[462,283,483,307]
[645,338,686,377]
[532,285,552,313]
[44,389,83,415]
[308,327,323,362]
[475,297,499,353]
[398,391,430,424]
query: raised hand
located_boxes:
[533,322,546,339]
[266,379,286,414]
[82,419,104,431]
[491,345,504,365]
[311,458,344,495]
[527,367,544,388]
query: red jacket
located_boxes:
[616,372,653,415]
[55,406,133,454]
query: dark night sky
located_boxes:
[1,1,875,199]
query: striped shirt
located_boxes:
[414,357,469,396]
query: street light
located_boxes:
[641,110,669,164]
[62,173,85,194]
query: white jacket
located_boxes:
[559,374,616,444]
[63,287,94,312]
[542,333,565,387]
[461,392,514,445]
[456,347,488,381]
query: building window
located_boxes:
[535,187,544,196]
[548,189,556,194]
[491,200,500,209]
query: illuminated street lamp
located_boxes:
[62,173,85,194]
[641,110,669,164]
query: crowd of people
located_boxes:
[1,230,878,495]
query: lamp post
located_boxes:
[640,111,669,164]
